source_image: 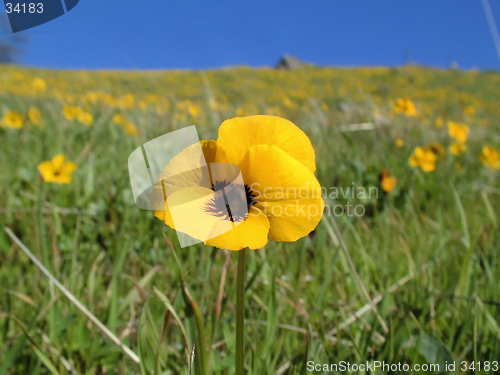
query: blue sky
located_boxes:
[6,0,500,70]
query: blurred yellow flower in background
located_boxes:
[395,138,404,147]
[124,123,138,135]
[409,146,437,172]
[394,98,417,117]
[113,113,126,125]
[119,94,135,109]
[236,106,245,117]
[448,121,469,143]
[480,145,500,171]
[63,105,83,121]
[380,169,397,193]
[450,142,466,156]
[32,78,47,92]
[428,142,446,160]
[462,106,475,116]
[38,154,77,184]
[27,108,41,126]
[283,97,294,109]
[188,103,201,117]
[2,110,23,129]
[435,114,446,128]
[78,111,93,126]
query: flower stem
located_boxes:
[235,248,246,375]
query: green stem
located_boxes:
[235,249,246,375]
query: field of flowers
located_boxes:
[0,64,499,374]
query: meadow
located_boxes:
[0,64,499,374]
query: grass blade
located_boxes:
[4,227,140,364]
[451,185,470,248]
[153,287,191,362]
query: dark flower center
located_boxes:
[204,180,257,223]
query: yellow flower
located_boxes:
[63,105,82,121]
[409,146,437,172]
[78,111,93,126]
[119,94,135,109]
[124,123,138,136]
[236,106,245,117]
[395,138,404,147]
[455,162,463,172]
[449,142,466,156]
[188,103,201,117]
[38,154,77,184]
[435,114,446,128]
[462,106,475,116]
[2,110,23,129]
[283,97,295,109]
[380,170,397,193]
[428,142,446,160]
[152,115,324,250]
[480,145,500,171]
[320,102,328,112]
[113,113,126,125]
[448,121,469,143]
[27,108,41,126]
[32,78,47,92]
[394,98,417,117]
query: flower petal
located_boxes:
[60,162,77,175]
[38,161,55,181]
[205,206,270,250]
[52,174,72,184]
[52,154,65,171]
[167,186,230,241]
[217,115,316,173]
[153,140,232,229]
[238,144,324,242]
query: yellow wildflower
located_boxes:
[480,145,500,171]
[462,106,475,116]
[119,94,135,109]
[63,105,82,121]
[78,111,93,126]
[409,146,437,172]
[449,142,466,156]
[32,78,47,92]
[428,142,446,160]
[152,115,324,250]
[124,123,138,136]
[395,138,404,147]
[2,110,23,129]
[380,170,397,193]
[188,103,201,117]
[236,107,245,117]
[394,98,417,117]
[283,97,294,109]
[38,154,77,184]
[27,108,41,126]
[448,121,469,143]
[113,113,126,125]
[435,114,446,128]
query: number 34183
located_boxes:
[5,3,44,14]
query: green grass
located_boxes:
[0,64,499,374]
